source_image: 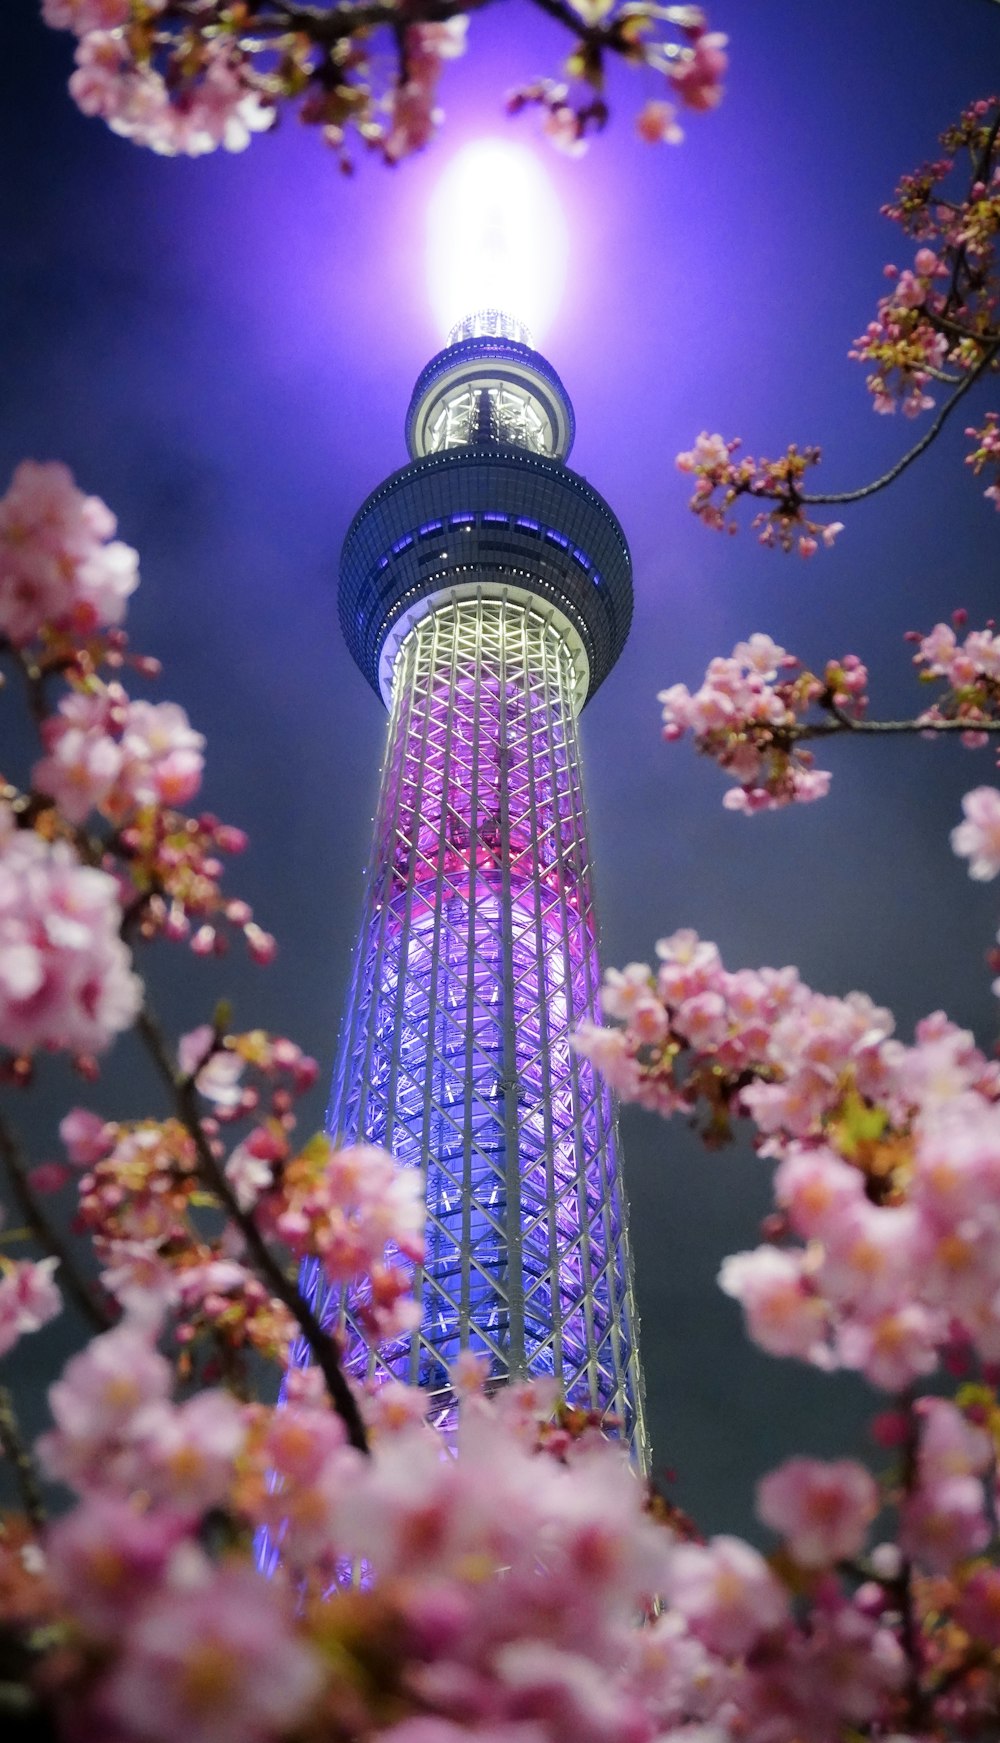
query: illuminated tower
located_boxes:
[300,307,646,1456]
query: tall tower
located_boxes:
[305,312,646,1456]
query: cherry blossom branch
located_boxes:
[46,1,725,164]
[658,627,1000,812]
[679,101,1000,548]
[792,712,1000,740]
[797,342,999,506]
[0,1386,46,1533]
[0,1112,111,1333]
[133,1004,370,1455]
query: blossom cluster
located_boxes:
[865,98,1000,427]
[0,459,275,966]
[40,1,473,164]
[508,9,727,155]
[34,685,205,825]
[678,97,1000,543]
[966,410,1000,509]
[0,803,142,1057]
[3,1311,937,1743]
[42,1,726,166]
[577,929,1000,1396]
[675,432,844,555]
[911,612,1000,757]
[59,1027,424,1370]
[657,633,866,811]
[849,245,952,417]
[660,619,1000,812]
[0,458,138,644]
[0,1253,62,1356]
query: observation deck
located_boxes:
[338,319,633,707]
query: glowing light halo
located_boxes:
[426,138,569,348]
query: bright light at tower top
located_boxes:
[426,138,569,350]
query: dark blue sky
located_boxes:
[3,0,1000,1534]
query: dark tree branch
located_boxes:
[0,1386,46,1533]
[797,342,999,506]
[134,1004,370,1456]
[0,1112,111,1333]
[792,713,1000,742]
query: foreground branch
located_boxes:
[795,713,1000,741]
[0,1386,46,1533]
[0,1113,111,1333]
[135,1006,370,1455]
[799,343,999,506]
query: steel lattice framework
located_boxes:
[301,594,645,1449]
[288,318,647,1459]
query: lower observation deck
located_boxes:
[339,443,633,706]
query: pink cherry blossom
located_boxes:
[718,1248,832,1365]
[916,1397,993,1481]
[33,687,205,826]
[835,1303,944,1392]
[951,786,1000,879]
[38,1317,174,1488]
[46,1494,188,1636]
[131,1391,247,1514]
[572,1021,647,1102]
[0,1256,62,1355]
[899,1475,991,1572]
[102,1562,324,1743]
[667,32,728,112]
[816,1202,927,1317]
[177,1025,245,1108]
[0,812,142,1056]
[756,1457,879,1567]
[956,1566,1000,1646]
[40,0,129,30]
[224,1136,276,1211]
[636,100,683,145]
[772,1146,867,1241]
[662,1535,788,1658]
[0,460,138,644]
[32,693,124,824]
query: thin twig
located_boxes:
[0,1386,46,1533]
[134,1004,370,1456]
[0,1111,111,1332]
[792,713,1000,741]
[795,342,1000,506]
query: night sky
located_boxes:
[3,0,1000,1538]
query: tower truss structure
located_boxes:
[301,313,647,1455]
